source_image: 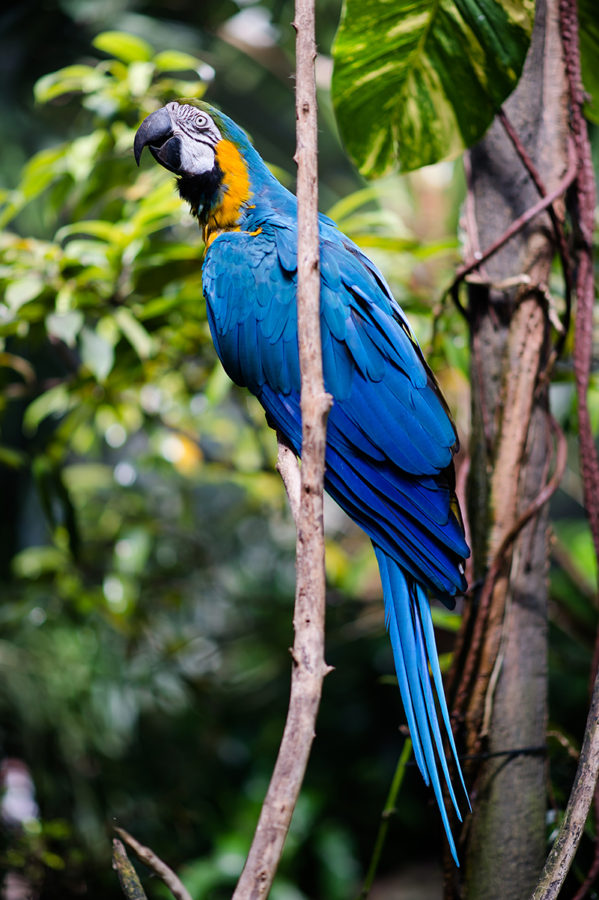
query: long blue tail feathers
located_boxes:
[374,545,469,865]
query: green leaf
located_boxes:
[47,311,84,347]
[56,220,121,244]
[579,0,599,124]
[80,326,115,381]
[431,607,461,632]
[12,546,68,580]
[92,31,153,64]
[0,445,27,468]
[34,65,102,103]
[326,185,391,225]
[154,50,203,72]
[62,463,114,492]
[113,308,156,359]
[127,61,155,96]
[332,0,535,175]
[5,276,44,310]
[65,132,106,182]
[19,146,67,201]
[23,384,72,435]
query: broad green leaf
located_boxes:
[34,65,103,103]
[113,308,156,359]
[332,0,535,175]
[65,132,106,182]
[62,239,110,269]
[80,326,115,381]
[56,220,121,244]
[353,234,458,257]
[47,311,84,347]
[154,50,203,72]
[579,0,599,124]
[19,146,67,201]
[92,31,153,64]
[127,61,155,96]
[5,276,44,310]
[327,185,396,224]
[23,384,73,435]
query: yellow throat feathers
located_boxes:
[204,139,252,248]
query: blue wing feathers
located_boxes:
[323,335,354,400]
[274,225,297,272]
[201,202,469,857]
[321,284,348,341]
[255,381,467,597]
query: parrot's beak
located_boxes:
[134,107,182,173]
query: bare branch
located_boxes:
[559,0,599,564]
[231,0,331,896]
[113,827,192,900]
[112,838,148,900]
[276,433,301,524]
[530,666,599,899]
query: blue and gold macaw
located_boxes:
[134,101,470,860]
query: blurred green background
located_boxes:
[0,1,596,897]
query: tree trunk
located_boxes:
[449,0,570,896]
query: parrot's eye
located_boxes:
[195,113,210,129]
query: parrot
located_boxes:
[134,100,470,861]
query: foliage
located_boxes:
[578,0,599,124]
[331,0,535,174]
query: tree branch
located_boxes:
[530,666,599,899]
[276,433,301,524]
[113,827,192,900]
[231,1,331,896]
[112,838,148,900]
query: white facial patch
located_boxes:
[167,102,222,176]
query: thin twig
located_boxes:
[530,667,599,899]
[357,739,413,900]
[559,0,599,575]
[497,107,573,353]
[571,779,599,900]
[231,1,331,896]
[447,160,577,313]
[112,839,148,900]
[113,828,192,900]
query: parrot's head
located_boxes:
[134,101,259,228]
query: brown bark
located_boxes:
[447,0,570,896]
[531,667,599,899]
[231,1,331,897]
[113,828,192,900]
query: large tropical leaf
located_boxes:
[331,0,535,175]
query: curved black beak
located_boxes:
[134,107,174,166]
